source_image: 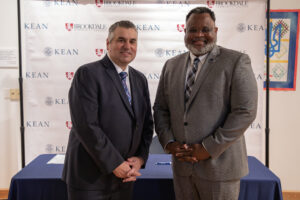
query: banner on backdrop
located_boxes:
[22,0,266,164]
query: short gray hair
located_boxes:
[107,20,137,42]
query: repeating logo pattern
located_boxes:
[26,72,49,79]
[95,0,136,8]
[66,72,74,80]
[45,97,69,106]
[65,23,74,31]
[157,0,190,7]
[177,24,185,32]
[207,0,215,8]
[26,121,50,128]
[45,144,67,153]
[154,48,187,57]
[64,23,107,31]
[43,48,79,56]
[237,23,246,32]
[237,23,264,33]
[44,0,78,7]
[95,49,104,57]
[44,47,53,56]
[24,23,48,30]
[66,121,72,129]
[45,97,54,106]
[206,0,248,8]
[95,0,104,7]
[23,0,265,163]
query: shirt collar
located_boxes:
[189,52,208,65]
[107,54,129,74]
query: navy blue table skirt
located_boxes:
[8,154,283,200]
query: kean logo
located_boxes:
[154,48,187,57]
[44,48,79,56]
[44,47,53,56]
[237,23,247,32]
[24,23,48,30]
[45,97,54,106]
[44,0,78,7]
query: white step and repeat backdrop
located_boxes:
[22,0,266,164]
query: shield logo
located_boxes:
[177,24,185,32]
[66,121,72,129]
[65,23,74,31]
[95,0,104,8]
[154,48,165,58]
[237,23,246,32]
[44,47,53,57]
[95,49,104,57]
[66,72,74,80]
[207,0,215,8]
[45,97,53,106]
[45,144,54,153]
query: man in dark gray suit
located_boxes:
[154,7,258,200]
[62,20,153,200]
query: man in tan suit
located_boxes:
[153,7,258,200]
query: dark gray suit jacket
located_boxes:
[154,45,258,181]
[62,55,153,192]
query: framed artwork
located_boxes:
[265,10,299,90]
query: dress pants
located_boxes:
[173,170,240,200]
[67,182,134,200]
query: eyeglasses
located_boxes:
[186,27,213,34]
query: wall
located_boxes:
[0,0,299,191]
[270,0,300,191]
[0,0,21,189]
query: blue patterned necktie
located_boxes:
[119,72,131,105]
[185,58,200,103]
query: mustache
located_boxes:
[192,37,207,43]
[120,50,132,54]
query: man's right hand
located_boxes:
[166,141,198,163]
[112,161,132,178]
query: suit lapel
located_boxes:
[186,45,220,110]
[102,55,134,117]
[176,53,190,112]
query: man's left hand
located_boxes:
[191,144,210,161]
[122,157,144,182]
[177,144,210,163]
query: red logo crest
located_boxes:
[95,0,104,8]
[66,72,74,80]
[95,49,104,57]
[177,24,185,32]
[65,23,74,31]
[66,121,72,129]
[207,0,215,8]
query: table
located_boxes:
[8,154,283,200]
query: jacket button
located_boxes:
[184,122,188,126]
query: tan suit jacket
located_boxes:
[153,45,258,181]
